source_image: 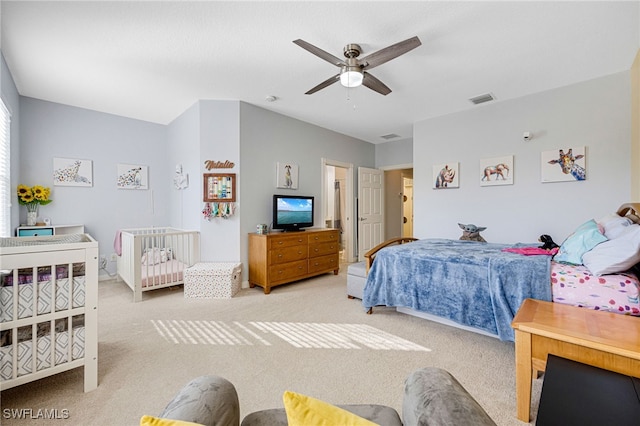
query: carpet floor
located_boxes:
[0,268,541,425]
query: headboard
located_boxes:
[616,203,640,225]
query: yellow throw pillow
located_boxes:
[283,391,378,426]
[140,415,203,426]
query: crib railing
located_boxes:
[116,228,200,302]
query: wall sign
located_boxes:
[205,160,235,170]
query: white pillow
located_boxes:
[582,224,640,275]
[597,213,633,239]
[141,248,171,265]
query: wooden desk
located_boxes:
[511,298,640,422]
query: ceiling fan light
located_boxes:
[340,69,363,88]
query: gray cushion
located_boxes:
[241,404,402,426]
[347,261,368,299]
[402,368,496,426]
[347,261,367,277]
[160,375,240,426]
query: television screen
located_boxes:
[273,195,314,231]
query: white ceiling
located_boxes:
[1,1,639,144]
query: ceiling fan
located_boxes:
[293,36,421,96]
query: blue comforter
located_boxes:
[363,239,552,341]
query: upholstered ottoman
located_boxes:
[347,261,367,299]
[184,262,241,299]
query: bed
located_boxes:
[363,203,640,341]
[115,227,200,302]
[0,234,98,391]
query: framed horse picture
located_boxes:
[480,155,513,187]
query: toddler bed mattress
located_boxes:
[551,261,640,315]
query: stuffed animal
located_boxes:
[538,234,559,251]
[458,223,487,242]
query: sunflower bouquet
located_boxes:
[17,184,53,212]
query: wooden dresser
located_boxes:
[248,228,340,294]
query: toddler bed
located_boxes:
[115,227,200,302]
[0,234,98,392]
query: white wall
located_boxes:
[376,137,412,168]
[414,71,631,244]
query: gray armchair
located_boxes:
[158,367,496,426]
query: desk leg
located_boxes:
[514,330,533,422]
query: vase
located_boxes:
[26,205,38,226]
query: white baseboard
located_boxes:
[396,306,499,339]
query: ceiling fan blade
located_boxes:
[362,72,392,95]
[293,39,346,67]
[305,74,340,95]
[360,36,422,70]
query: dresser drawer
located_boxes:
[308,254,339,274]
[309,241,339,258]
[17,228,54,237]
[269,234,308,250]
[308,230,339,244]
[270,245,308,265]
[269,260,308,282]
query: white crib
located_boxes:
[0,234,99,392]
[116,227,200,302]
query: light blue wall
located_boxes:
[167,101,201,231]
[238,103,375,276]
[18,97,169,275]
[198,100,241,262]
[414,71,632,244]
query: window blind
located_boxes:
[0,99,11,237]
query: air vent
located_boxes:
[380,133,401,140]
[469,93,495,105]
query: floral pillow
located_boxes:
[555,219,608,265]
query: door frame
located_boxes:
[380,163,414,239]
[321,158,356,263]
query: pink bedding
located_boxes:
[140,259,186,288]
[551,261,640,315]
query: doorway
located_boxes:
[321,159,355,263]
[402,176,413,237]
[382,167,414,240]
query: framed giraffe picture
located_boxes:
[117,163,149,189]
[541,146,586,183]
[53,157,93,187]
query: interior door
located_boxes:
[358,167,384,259]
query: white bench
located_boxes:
[347,261,367,299]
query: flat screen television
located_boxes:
[272,194,314,232]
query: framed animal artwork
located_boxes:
[541,146,586,183]
[480,155,513,187]
[117,164,148,189]
[432,162,459,189]
[53,157,93,187]
[276,162,299,189]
